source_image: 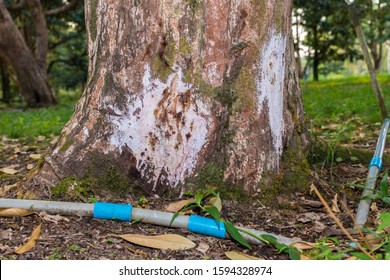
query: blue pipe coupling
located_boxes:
[93,202,133,221]
[369,156,383,170]
[187,215,226,238]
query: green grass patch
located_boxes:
[0,91,78,140]
[303,74,390,143]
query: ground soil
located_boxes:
[1,134,389,260]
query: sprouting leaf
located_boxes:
[224,220,251,249]
[204,206,221,224]
[165,199,195,213]
[169,202,198,225]
[0,167,18,175]
[110,233,196,250]
[378,213,390,232]
[225,251,264,260]
[195,193,204,206]
[15,224,41,254]
[205,192,222,212]
[0,208,34,217]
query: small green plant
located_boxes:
[68,244,83,251]
[87,197,98,203]
[48,248,63,260]
[170,189,251,249]
[362,172,390,204]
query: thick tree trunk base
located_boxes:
[22,0,309,200]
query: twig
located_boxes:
[339,199,371,250]
[310,184,376,260]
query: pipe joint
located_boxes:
[369,156,382,170]
[93,202,133,221]
[188,215,226,238]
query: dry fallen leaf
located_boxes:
[165,199,195,213]
[205,193,222,212]
[0,167,18,175]
[299,254,311,260]
[331,194,340,213]
[225,251,264,260]
[291,241,315,250]
[29,154,42,160]
[27,163,35,170]
[196,242,210,254]
[15,224,41,254]
[39,212,69,224]
[0,208,34,217]
[111,233,196,250]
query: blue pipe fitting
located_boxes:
[187,215,226,239]
[93,202,133,221]
[369,156,382,170]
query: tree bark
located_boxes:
[27,0,308,197]
[0,54,11,102]
[0,0,55,107]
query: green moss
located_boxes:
[231,66,257,112]
[58,136,73,152]
[308,140,388,166]
[258,143,311,208]
[186,0,201,15]
[151,36,176,81]
[51,177,93,201]
[98,163,133,194]
[89,0,98,42]
[179,37,191,58]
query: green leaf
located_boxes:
[378,213,390,231]
[224,220,251,249]
[204,206,221,223]
[381,197,390,204]
[362,194,381,200]
[195,193,204,206]
[380,172,389,198]
[204,192,222,212]
[169,203,198,226]
[350,252,372,260]
[336,157,343,163]
[288,248,301,260]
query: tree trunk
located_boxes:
[0,55,11,102]
[27,0,308,198]
[0,0,55,107]
[26,0,48,78]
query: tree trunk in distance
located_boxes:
[26,0,309,198]
[0,0,55,107]
[0,55,11,102]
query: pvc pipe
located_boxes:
[0,198,299,246]
[355,118,390,226]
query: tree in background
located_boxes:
[294,0,360,81]
[0,0,85,106]
[356,0,390,71]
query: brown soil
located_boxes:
[1,135,389,260]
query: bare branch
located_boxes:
[6,0,27,11]
[44,0,78,16]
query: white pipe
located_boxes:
[0,198,299,246]
[356,118,390,226]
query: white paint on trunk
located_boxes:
[109,64,212,190]
[256,29,287,168]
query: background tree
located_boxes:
[356,0,390,71]
[26,0,309,199]
[294,0,359,81]
[0,0,84,107]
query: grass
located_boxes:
[0,91,78,141]
[303,74,390,143]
